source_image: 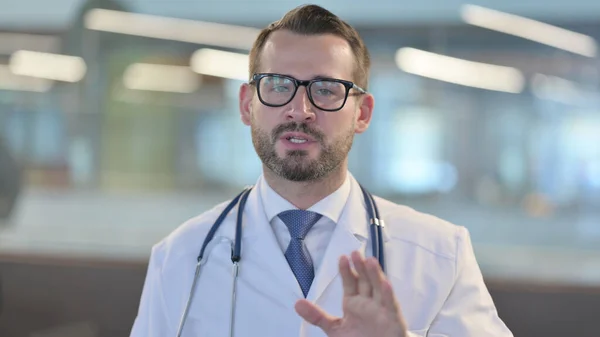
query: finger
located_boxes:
[381,278,401,314]
[351,251,372,297]
[339,255,358,296]
[295,299,339,334]
[365,257,385,304]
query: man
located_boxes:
[130,5,513,337]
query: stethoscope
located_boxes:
[175,183,385,337]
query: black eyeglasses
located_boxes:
[249,73,367,112]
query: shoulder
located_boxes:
[149,198,235,266]
[373,195,468,261]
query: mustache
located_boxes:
[271,122,325,143]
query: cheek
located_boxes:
[251,110,281,135]
[253,104,285,124]
[319,109,356,134]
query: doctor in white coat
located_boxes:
[130,4,514,337]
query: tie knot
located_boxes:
[278,210,322,240]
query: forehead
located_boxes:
[258,30,355,81]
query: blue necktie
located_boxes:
[278,210,322,297]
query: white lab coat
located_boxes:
[130,174,513,337]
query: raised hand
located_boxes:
[295,251,407,337]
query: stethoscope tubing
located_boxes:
[176,183,384,337]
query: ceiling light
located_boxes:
[190,48,249,81]
[395,47,525,93]
[461,4,597,57]
[9,50,86,82]
[84,8,259,50]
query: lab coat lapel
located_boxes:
[307,176,369,303]
[242,184,305,300]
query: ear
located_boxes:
[239,83,254,126]
[354,93,374,134]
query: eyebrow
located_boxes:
[311,74,336,80]
[278,73,338,81]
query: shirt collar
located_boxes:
[258,173,352,224]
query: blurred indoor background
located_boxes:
[1,0,599,336]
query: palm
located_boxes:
[328,296,404,337]
[295,251,407,337]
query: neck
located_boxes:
[263,161,348,210]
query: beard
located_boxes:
[251,120,354,182]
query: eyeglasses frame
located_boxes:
[249,73,367,112]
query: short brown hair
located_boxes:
[248,4,371,89]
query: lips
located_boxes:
[271,123,324,145]
[279,132,317,143]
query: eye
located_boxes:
[315,88,334,96]
[264,76,294,93]
[273,85,292,93]
[311,81,344,97]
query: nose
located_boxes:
[284,87,316,123]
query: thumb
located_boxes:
[295,299,339,333]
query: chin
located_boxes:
[282,149,320,161]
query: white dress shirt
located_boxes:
[258,174,351,273]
